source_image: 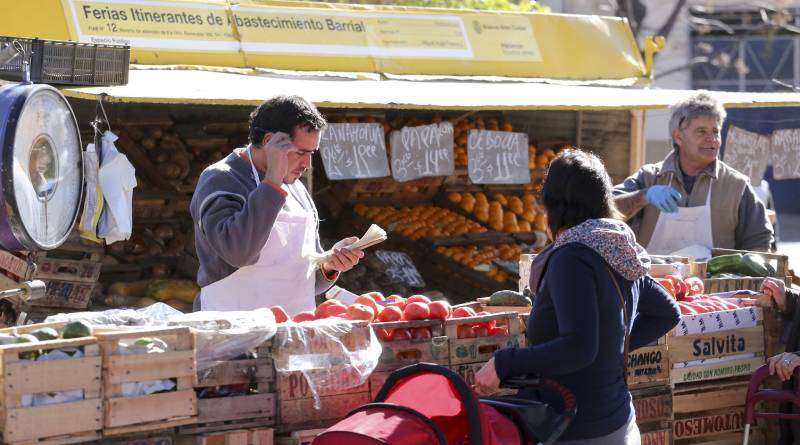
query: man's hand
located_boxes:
[262,131,293,185]
[768,352,800,381]
[646,185,682,213]
[761,277,787,312]
[321,237,364,273]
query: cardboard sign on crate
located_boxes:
[0,333,103,444]
[96,327,198,437]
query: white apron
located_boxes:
[646,186,714,258]
[199,148,317,314]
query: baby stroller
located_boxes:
[311,363,576,445]
[742,364,800,445]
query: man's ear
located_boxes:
[671,128,683,149]
[261,131,272,147]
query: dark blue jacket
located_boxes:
[494,243,680,440]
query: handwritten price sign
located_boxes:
[320,123,390,180]
[467,130,529,184]
[390,122,454,182]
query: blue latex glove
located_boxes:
[645,185,681,213]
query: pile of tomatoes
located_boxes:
[269,292,511,342]
[657,275,741,315]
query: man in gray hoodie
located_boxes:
[190,95,363,314]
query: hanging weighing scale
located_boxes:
[0,80,84,251]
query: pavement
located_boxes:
[776,212,800,272]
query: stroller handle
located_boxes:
[744,364,800,424]
[501,377,578,418]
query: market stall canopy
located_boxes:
[61,67,800,110]
[2,0,648,81]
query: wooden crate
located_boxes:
[182,428,273,445]
[96,327,198,436]
[668,323,765,385]
[703,248,790,293]
[631,385,673,426]
[180,343,275,435]
[0,335,103,444]
[277,392,369,434]
[371,319,448,372]
[273,429,324,445]
[103,432,175,444]
[639,426,671,445]
[672,378,752,443]
[628,344,670,389]
[445,312,524,365]
[29,236,105,309]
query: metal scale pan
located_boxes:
[0,83,83,251]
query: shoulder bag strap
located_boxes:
[605,266,630,385]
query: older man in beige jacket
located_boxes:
[614,92,773,259]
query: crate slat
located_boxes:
[4,356,101,396]
[107,350,195,384]
[106,390,197,428]
[4,399,102,443]
[197,393,275,424]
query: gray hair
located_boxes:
[668,92,726,149]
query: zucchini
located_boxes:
[741,253,770,277]
[707,254,743,275]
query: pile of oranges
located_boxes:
[453,117,514,167]
[435,244,521,283]
[354,204,488,240]
[447,191,546,233]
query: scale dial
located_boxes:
[0,84,83,251]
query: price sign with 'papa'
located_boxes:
[390,122,454,182]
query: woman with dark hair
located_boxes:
[474,149,680,444]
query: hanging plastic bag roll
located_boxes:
[78,139,103,243]
[97,130,137,244]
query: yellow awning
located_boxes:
[62,68,800,110]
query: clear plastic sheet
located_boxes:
[271,318,382,409]
[167,309,277,372]
[46,304,278,372]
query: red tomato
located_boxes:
[326,304,348,318]
[404,302,431,320]
[292,311,316,322]
[315,300,346,319]
[428,301,451,320]
[676,302,697,316]
[391,328,413,341]
[452,307,477,318]
[658,279,676,298]
[457,325,476,339]
[473,325,489,337]
[377,305,403,322]
[346,303,375,322]
[475,311,496,329]
[489,326,509,336]
[355,295,380,316]
[407,294,432,304]
[666,275,688,300]
[684,277,705,297]
[270,306,289,323]
[411,327,432,340]
[385,297,407,311]
[375,328,393,341]
[367,291,385,302]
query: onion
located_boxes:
[153,224,174,241]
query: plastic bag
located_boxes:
[271,318,381,409]
[45,304,279,374]
[118,338,176,397]
[45,302,182,326]
[167,309,277,372]
[79,140,103,243]
[97,130,136,244]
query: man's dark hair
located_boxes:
[542,148,622,236]
[248,95,327,146]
